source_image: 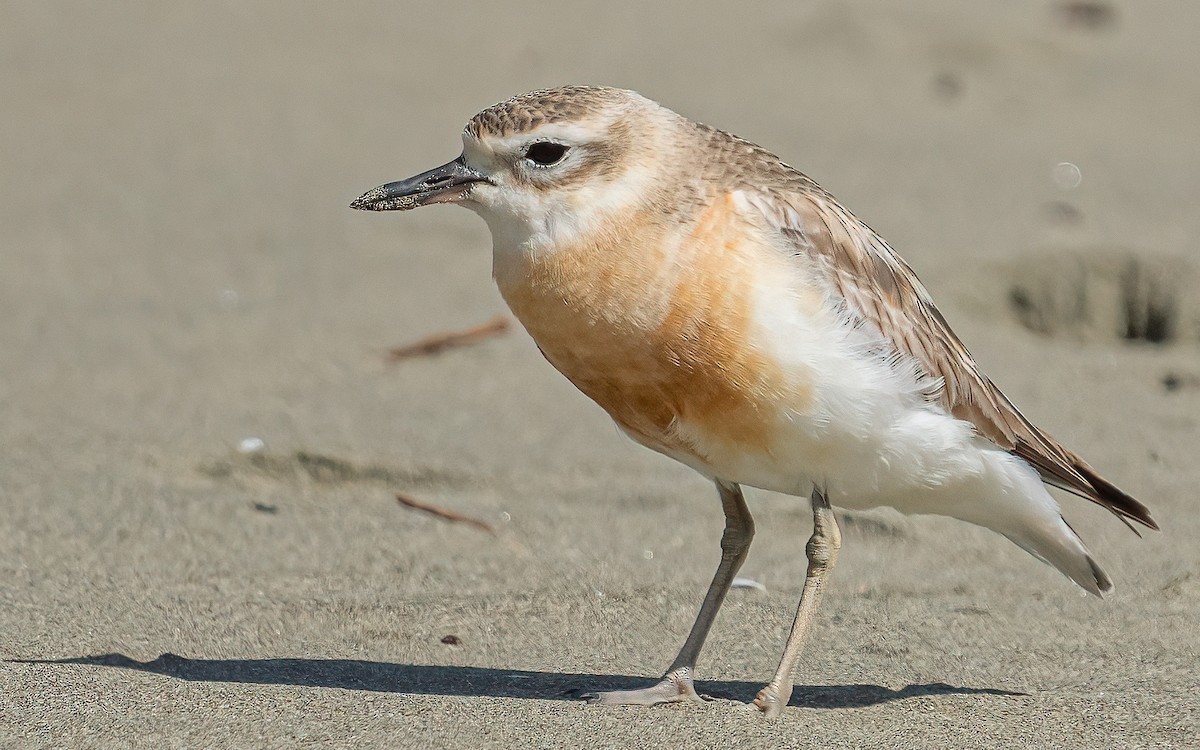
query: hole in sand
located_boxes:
[1006,249,1196,345]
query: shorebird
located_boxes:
[351,85,1157,717]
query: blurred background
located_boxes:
[2,2,1196,747]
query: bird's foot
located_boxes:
[752,680,793,718]
[581,667,706,706]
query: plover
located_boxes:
[351,85,1157,717]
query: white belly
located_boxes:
[655,270,988,510]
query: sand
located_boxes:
[1,1,1197,747]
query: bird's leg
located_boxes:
[753,487,842,718]
[585,480,754,706]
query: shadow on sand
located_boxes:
[11,653,1026,708]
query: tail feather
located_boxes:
[1015,439,1158,533]
[1073,459,1158,531]
[1085,553,1114,595]
[1003,514,1113,596]
[950,451,1117,595]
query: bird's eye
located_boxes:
[524,141,570,166]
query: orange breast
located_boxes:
[496,193,808,462]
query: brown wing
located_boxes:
[741,185,1156,532]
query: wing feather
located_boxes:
[739,185,1156,531]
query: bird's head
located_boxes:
[351,86,683,252]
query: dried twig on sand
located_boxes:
[386,316,510,361]
[396,493,495,534]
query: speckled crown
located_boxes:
[465,85,633,138]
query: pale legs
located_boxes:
[585,483,841,717]
[586,480,755,704]
[753,487,842,717]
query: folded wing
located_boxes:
[738,184,1156,532]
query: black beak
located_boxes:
[349,156,488,211]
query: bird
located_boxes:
[350,85,1157,717]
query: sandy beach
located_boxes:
[1,1,1197,747]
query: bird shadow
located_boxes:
[9,653,1026,709]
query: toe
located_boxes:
[579,672,704,707]
[753,683,792,718]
